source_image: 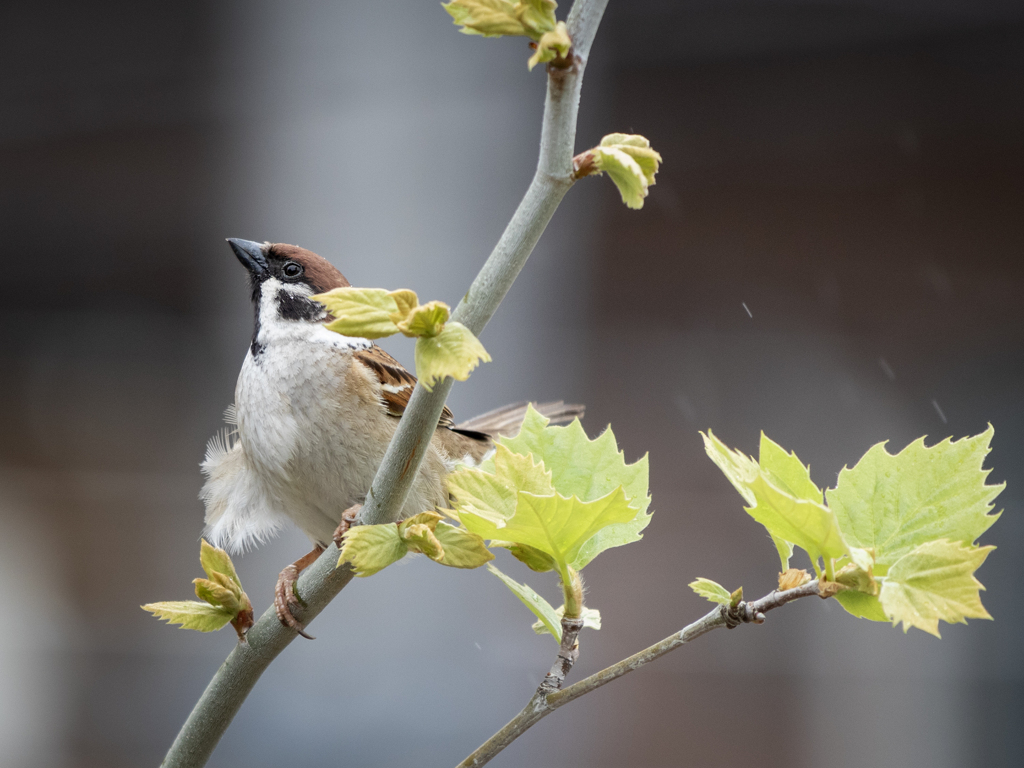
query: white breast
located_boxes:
[202,278,450,550]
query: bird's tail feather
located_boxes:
[454,400,584,438]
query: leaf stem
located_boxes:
[456,581,823,768]
[159,1,609,766]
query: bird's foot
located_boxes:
[332,503,362,549]
[274,545,325,640]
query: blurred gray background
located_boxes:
[1,1,1022,766]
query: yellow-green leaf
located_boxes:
[193,578,240,615]
[141,601,234,632]
[581,134,663,209]
[460,486,637,580]
[314,287,400,339]
[338,523,409,576]
[689,577,732,605]
[402,522,445,560]
[703,431,848,566]
[442,0,527,37]
[199,539,242,591]
[414,321,491,391]
[533,604,601,636]
[492,541,557,572]
[432,522,495,568]
[599,133,662,185]
[497,406,652,569]
[388,289,420,325]
[827,427,1003,570]
[487,563,562,641]
[515,0,558,37]
[879,539,994,637]
[396,300,450,338]
[834,590,889,621]
[527,21,570,70]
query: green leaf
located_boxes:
[442,0,528,37]
[396,300,450,338]
[487,563,562,641]
[460,486,638,579]
[314,287,401,339]
[414,321,491,391]
[515,0,558,37]
[498,406,652,569]
[533,604,601,636]
[338,523,409,576]
[689,577,732,605]
[527,21,570,70]
[880,539,994,637]
[703,431,848,566]
[827,427,1003,570]
[834,591,889,622]
[199,539,242,591]
[141,601,234,632]
[493,541,557,572]
[432,522,495,568]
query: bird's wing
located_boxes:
[353,345,456,428]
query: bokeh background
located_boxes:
[2,1,1022,766]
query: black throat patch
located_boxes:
[276,290,326,322]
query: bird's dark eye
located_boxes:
[282,261,304,280]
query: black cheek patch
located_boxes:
[276,290,325,322]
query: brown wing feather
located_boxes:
[353,345,456,428]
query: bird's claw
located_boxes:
[274,563,314,640]
[332,503,362,549]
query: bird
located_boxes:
[201,239,583,637]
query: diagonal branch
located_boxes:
[456,581,824,768]
[160,2,610,767]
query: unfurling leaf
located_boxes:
[414,321,491,391]
[778,568,812,591]
[143,540,253,639]
[396,300,450,338]
[703,431,848,568]
[515,0,558,37]
[443,0,528,37]
[487,563,562,641]
[338,523,408,576]
[689,578,732,605]
[315,287,401,339]
[527,21,570,70]
[339,512,493,574]
[533,604,601,636]
[432,522,495,568]
[193,578,240,615]
[729,587,744,608]
[141,601,234,633]
[388,289,420,325]
[879,539,994,637]
[576,134,662,209]
[827,427,1002,571]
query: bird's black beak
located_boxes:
[227,238,269,276]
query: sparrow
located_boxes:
[201,239,583,636]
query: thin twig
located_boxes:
[160,2,609,766]
[456,581,824,768]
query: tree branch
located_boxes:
[160,2,609,766]
[456,581,824,768]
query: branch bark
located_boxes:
[160,2,609,766]
[456,581,824,768]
